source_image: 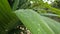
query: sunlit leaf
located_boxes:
[15,9,60,34]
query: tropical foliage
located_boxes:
[0,0,60,34]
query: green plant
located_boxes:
[0,0,60,34]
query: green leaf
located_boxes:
[12,0,19,11]
[41,16,60,34]
[0,0,18,34]
[41,13,60,17]
[48,6,60,15]
[15,9,60,34]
